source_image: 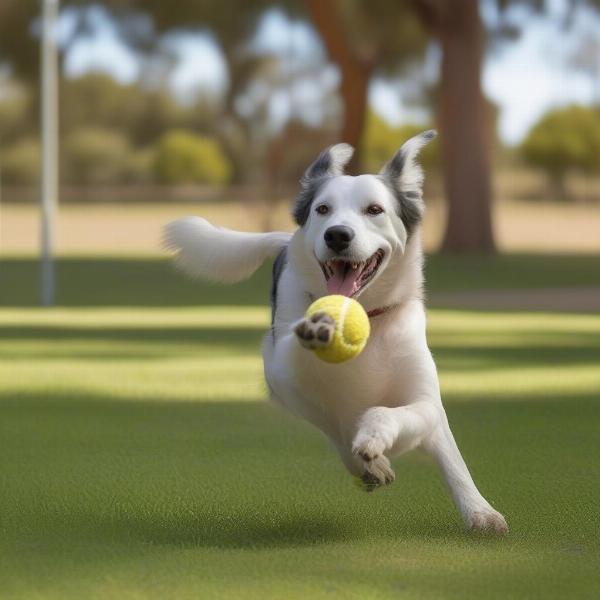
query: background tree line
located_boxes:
[1,0,599,252]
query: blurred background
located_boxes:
[0,2,599,598]
[1,0,600,259]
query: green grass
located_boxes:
[0,255,599,598]
[2,252,600,306]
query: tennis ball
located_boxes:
[305,295,370,363]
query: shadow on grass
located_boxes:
[3,322,599,371]
[1,257,272,307]
[0,324,265,354]
[0,391,598,550]
[433,338,600,372]
[3,254,600,307]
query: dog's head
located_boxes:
[293,130,436,298]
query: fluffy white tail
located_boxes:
[163,217,291,283]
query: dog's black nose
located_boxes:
[324,225,355,252]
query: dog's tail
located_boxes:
[163,217,291,283]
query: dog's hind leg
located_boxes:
[422,415,508,535]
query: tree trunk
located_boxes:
[306,0,371,173]
[438,0,495,252]
[549,171,569,202]
[338,62,371,173]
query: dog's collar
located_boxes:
[306,293,399,319]
[367,304,399,319]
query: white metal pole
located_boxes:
[40,0,59,306]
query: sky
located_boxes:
[61,3,600,146]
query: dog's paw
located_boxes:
[467,508,509,535]
[360,454,395,492]
[352,407,397,462]
[352,407,397,492]
[294,312,335,350]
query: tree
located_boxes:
[0,138,41,184]
[307,0,600,252]
[363,112,439,175]
[102,0,278,183]
[153,130,231,184]
[60,73,197,147]
[412,0,495,252]
[303,0,494,250]
[0,82,35,144]
[521,105,600,197]
[63,127,131,184]
[0,1,276,183]
[305,0,426,172]
[0,1,43,81]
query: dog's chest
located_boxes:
[287,327,417,421]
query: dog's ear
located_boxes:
[302,143,354,182]
[379,129,437,233]
[293,144,354,225]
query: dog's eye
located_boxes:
[366,204,384,216]
[315,205,329,215]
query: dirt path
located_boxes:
[430,287,600,313]
[3,199,600,255]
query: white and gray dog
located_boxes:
[165,130,508,534]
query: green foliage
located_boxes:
[521,105,600,178]
[61,74,145,139]
[61,74,203,148]
[0,87,35,145]
[0,137,40,184]
[58,75,224,184]
[63,127,132,185]
[123,147,156,184]
[153,130,231,184]
[363,112,439,174]
[335,0,427,75]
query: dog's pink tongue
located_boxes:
[326,264,361,297]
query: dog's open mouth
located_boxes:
[320,249,385,297]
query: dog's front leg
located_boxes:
[335,442,396,491]
[351,401,440,488]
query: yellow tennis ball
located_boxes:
[305,295,370,363]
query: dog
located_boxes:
[164,130,508,534]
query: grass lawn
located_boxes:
[0,255,599,598]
